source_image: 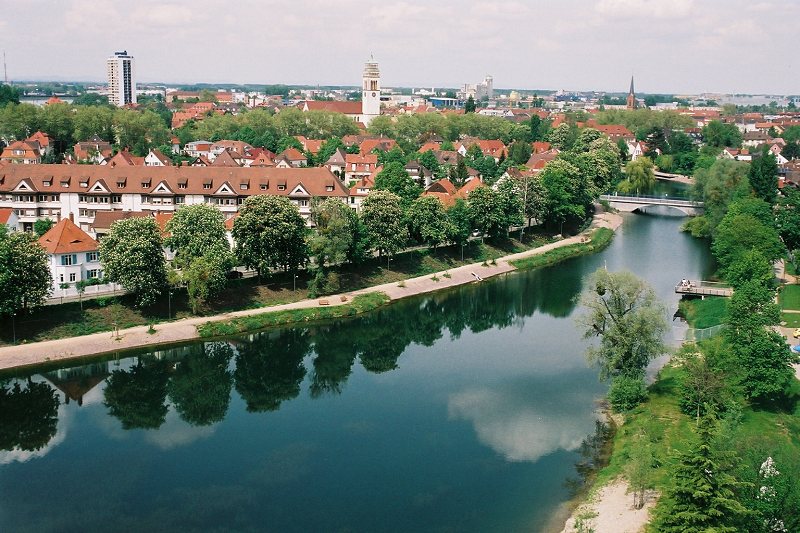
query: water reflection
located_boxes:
[234,330,309,411]
[0,378,60,452]
[448,376,601,462]
[169,343,234,425]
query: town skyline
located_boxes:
[2,0,799,95]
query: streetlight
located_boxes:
[293,274,298,292]
[11,312,16,345]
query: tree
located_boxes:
[725,280,798,403]
[450,158,470,188]
[626,431,655,509]
[99,217,168,307]
[168,342,234,426]
[165,204,232,269]
[685,159,751,238]
[676,346,730,423]
[360,190,408,259]
[464,95,476,113]
[781,141,800,161]
[712,214,784,274]
[309,198,366,293]
[577,269,668,381]
[0,84,20,107]
[0,227,52,315]
[653,411,750,532]
[776,187,800,250]
[725,249,774,289]
[466,185,504,238]
[417,149,440,176]
[374,161,422,206]
[748,150,778,205]
[507,140,532,165]
[702,120,743,148]
[539,158,587,231]
[618,157,655,194]
[407,195,450,249]
[516,174,547,228]
[73,105,115,143]
[495,176,525,235]
[33,218,54,237]
[447,199,472,252]
[183,256,227,314]
[232,195,308,277]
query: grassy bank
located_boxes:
[509,227,614,271]
[677,296,728,329]
[197,292,391,337]
[0,233,552,347]
[779,284,800,310]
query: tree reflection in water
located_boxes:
[0,378,60,451]
[234,329,309,412]
[169,342,234,426]
[104,358,171,430]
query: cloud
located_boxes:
[595,0,694,18]
[447,379,601,462]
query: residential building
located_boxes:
[107,50,136,106]
[73,136,113,163]
[144,149,172,166]
[0,164,349,231]
[0,140,42,164]
[274,148,307,168]
[38,216,102,291]
[344,153,378,182]
[0,207,18,232]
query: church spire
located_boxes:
[626,75,636,110]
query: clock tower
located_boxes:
[362,57,381,125]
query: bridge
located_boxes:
[675,280,733,298]
[600,194,704,216]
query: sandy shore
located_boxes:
[0,212,622,372]
[560,479,656,533]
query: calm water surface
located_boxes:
[0,212,714,532]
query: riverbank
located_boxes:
[0,212,622,372]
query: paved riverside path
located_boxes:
[0,213,622,372]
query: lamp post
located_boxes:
[293,274,297,292]
[11,312,16,344]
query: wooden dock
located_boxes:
[675,280,733,297]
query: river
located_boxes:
[0,211,715,533]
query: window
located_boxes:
[260,184,268,191]
[175,196,185,205]
[141,195,150,204]
[18,195,34,203]
[61,181,69,188]
[43,180,51,187]
[326,186,334,192]
[178,182,187,189]
[277,185,286,191]
[117,182,126,188]
[69,273,76,282]
[79,181,88,187]
[112,195,122,203]
[240,183,248,190]
[203,183,212,189]
[59,274,64,283]
[299,199,308,207]
[87,269,101,279]
[86,252,99,262]
[61,254,77,266]
[142,181,151,189]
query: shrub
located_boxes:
[608,375,648,412]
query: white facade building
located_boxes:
[107,51,137,107]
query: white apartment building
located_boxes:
[107,51,137,106]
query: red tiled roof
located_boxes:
[0,207,13,224]
[38,217,98,254]
[302,100,363,115]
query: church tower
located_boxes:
[362,57,381,125]
[626,76,636,110]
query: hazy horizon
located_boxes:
[2,0,798,95]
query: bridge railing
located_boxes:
[600,194,702,206]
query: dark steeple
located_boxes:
[626,76,636,110]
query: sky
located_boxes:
[1,0,798,95]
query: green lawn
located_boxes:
[781,312,800,328]
[510,227,614,271]
[678,297,729,329]
[779,284,800,311]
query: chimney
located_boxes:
[69,212,74,222]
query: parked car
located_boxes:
[793,328,800,339]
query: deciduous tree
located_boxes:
[232,195,308,277]
[360,190,408,259]
[0,227,52,315]
[100,217,168,307]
